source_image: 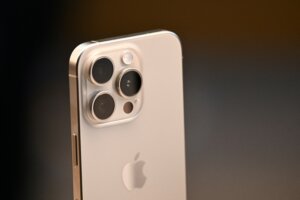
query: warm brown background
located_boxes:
[4,0,300,200]
[62,0,300,45]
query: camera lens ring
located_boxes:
[89,57,114,85]
[91,91,115,121]
[117,68,143,98]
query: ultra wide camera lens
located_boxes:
[90,58,114,84]
[118,70,142,97]
[92,93,115,120]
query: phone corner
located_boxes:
[159,30,182,49]
[69,42,94,77]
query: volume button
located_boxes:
[72,134,79,166]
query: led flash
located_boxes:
[122,51,133,65]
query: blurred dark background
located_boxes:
[4,0,300,199]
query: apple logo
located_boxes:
[122,153,147,191]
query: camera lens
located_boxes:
[118,70,142,97]
[91,58,113,84]
[92,93,115,120]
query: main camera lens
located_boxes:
[118,70,142,97]
[91,58,113,84]
[92,93,115,120]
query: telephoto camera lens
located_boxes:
[92,93,115,120]
[118,70,142,97]
[91,58,114,84]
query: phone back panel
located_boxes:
[70,31,186,200]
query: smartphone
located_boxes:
[69,30,186,200]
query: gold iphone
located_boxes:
[69,30,186,200]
